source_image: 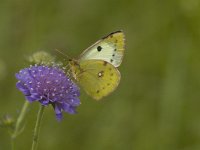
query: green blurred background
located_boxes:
[0,0,200,150]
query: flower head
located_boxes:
[16,65,80,120]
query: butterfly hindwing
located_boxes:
[79,31,125,67]
[76,60,121,100]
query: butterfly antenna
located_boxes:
[55,49,72,61]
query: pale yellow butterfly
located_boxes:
[68,31,125,100]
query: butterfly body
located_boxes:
[69,31,125,100]
[69,59,81,80]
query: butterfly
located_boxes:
[68,31,125,100]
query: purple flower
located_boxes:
[16,65,80,120]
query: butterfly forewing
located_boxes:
[79,31,125,67]
[76,60,121,100]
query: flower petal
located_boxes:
[16,82,30,95]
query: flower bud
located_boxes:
[28,51,55,66]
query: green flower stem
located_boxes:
[12,101,30,144]
[31,105,45,150]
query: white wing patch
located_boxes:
[79,31,125,67]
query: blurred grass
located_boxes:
[0,0,200,150]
